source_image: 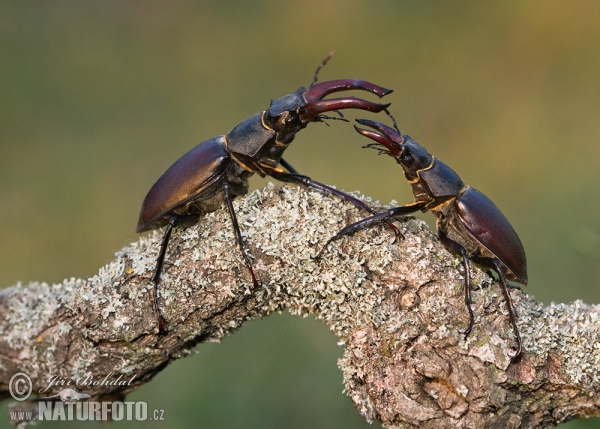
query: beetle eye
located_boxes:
[283,111,303,128]
[400,151,413,165]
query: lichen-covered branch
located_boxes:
[1,184,599,427]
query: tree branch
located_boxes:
[1,184,599,427]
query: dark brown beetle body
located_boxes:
[138,137,233,232]
[138,58,396,332]
[317,119,527,358]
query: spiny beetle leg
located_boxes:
[279,158,298,175]
[461,252,474,338]
[492,259,523,359]
[438,232,475,339]
[265,168,402,243]
[223,181,259,288]
[314,202,426,260]
[151,215,178,333]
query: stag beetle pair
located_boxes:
[138,55,527,358]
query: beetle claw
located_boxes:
[304,79,393,102]
[355,119,405,145]
[460,320,474,339]
[299,99,390,123]
[387,223,404,242]
[508,342,523,360]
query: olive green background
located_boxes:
[1,2,599,428]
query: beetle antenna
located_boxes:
[313,114,350,126]
[362,143,389,156]
[310,51,335,88]
[385,108,402,134]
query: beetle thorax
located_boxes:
[409,178,437,208]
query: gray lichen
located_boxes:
[1,184,599,427]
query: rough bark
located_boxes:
[1,184,599,427]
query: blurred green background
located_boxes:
[1,1,599,428]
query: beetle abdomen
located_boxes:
[454,187,528,284]
[137,136,231,232]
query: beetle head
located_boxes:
[354,119,433,181]
[263,89,310,144]
[263,79,393,145]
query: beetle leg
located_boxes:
[491,259,523,359]
[314,202,426,260]
[264,167,403,242]
[278,158,298,174]
[223,181,259,288]
[151,216,178,333]
[461,254,474,337]
[438,232,475,339]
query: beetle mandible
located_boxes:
[137,55,398,332]
[315,118,527,358]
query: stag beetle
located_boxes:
[137,55,397,331]
[316,118,527,358]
